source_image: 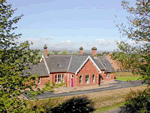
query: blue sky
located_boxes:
[7,0,136,51]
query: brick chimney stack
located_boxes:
[44,44,48,58]
[92,47,97,57]
[79,46,83,55]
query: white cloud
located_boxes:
[14,37,148,51]
[39,37,54,40]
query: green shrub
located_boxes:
[120,88,150,113]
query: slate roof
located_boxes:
[45,54,114,73]
[98,56,115,72]
[22,54,115,76]
[90,55,105,70]
[45,55,71,72]
[68,55,88,73]
[22,62,48,76]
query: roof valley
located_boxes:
[97,57,106,70]
[67,55,72,72]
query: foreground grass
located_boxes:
[28,85,148,112]
[94,101,126,113]
[115,76,141,81]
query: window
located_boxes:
[86,75,89,84]
[92,74,95,83]
[79,75,82,84]
[55,74,65,84]
[106,74,111,78]
[58,74,61,83]
[108,74,111,78]
[38,78,41,84]
[103,63,106,66]
[55,75,57,83]
[62,74,64,82]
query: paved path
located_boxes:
[23,80,146,100]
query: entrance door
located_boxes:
[71,75,73,87]
[99,74,102,86]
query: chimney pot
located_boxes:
[44,44,48,58]
[91,47,97,57]
[79,46,83,55]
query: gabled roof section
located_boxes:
[68,55,88,73]
[98,56,115,72]
[90,55,105,70]
[45,55,71,72]
[22,62,49,76]
[75,56,101,75]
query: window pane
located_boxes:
[62,74,64,82]
[86,75,89,84]
[93,74,95,83]
[55,75,57,83]
[38,79,41,84]
[108,74,111,78]
[58,74,61,82]
[79,75,82,84]
[71,75,73,78]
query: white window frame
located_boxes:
[55,75,58,84]
[55,74,65,84]
[106,74,111,78]
[38,78,41,84]
[71,75,73,78]
[58,74,61,83]
[108,74,111,78]
[62,74,64,83]
[79,75,82,84]
[86,75,89,84]
[92,74,95,83]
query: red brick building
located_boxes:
[105,53,123,72]
[23,46,115,87]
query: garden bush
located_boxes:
[119,88,150,113]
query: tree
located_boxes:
[113,0,150,84]
[113,0,150,112]
[72,51,79,54]
[58,50,69,55]
[0,1,54,112]
[48,51,55,55]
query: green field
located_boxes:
[114,72,140,77]
[115,76,142,81]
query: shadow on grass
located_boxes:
[48,96,95,113]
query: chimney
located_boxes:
[79,46,83,55]
[92,47,97,57]
[44,44,48,58]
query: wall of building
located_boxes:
[106,53,122,71]
[76,59,100,87]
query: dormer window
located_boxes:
[57,64,61,67]
[103,63,106,66]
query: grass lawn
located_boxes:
[94,101,126,113]
[115,76,142,81]
[115,72,139,77]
